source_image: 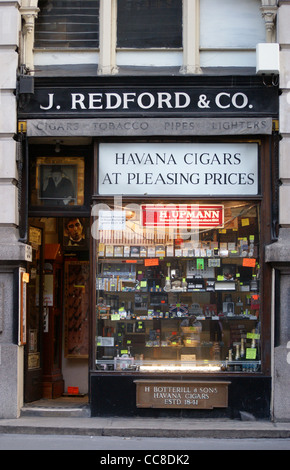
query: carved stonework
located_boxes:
[260,1,278,42]
[20,1,40,72]
[20,0,40,34]
[21,10,39,34]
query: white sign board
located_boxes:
[98,210,126,230]
[98,142,258,196]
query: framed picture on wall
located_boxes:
[63,217,89,249]
[34,156,85,207]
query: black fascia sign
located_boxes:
[18,86,279,118]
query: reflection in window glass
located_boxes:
[117,0,182,48]
[35,0,100,48]
[200,0,265,49]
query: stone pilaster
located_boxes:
[0,0,29,419]
[265,1,290,422]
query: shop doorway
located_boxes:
[24,221,44,403]
[25,217,90,403]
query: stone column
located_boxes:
[0,0,31,418]
[98,0,118,75]
[180,0,201,74]
[19,0,39,73]
[265,1,290,422]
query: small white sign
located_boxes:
[25,244,33,262]
[98,210,126,230]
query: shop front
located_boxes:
[18,74,278,418]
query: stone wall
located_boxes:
[0,0,25,418]
[266,0,290,422]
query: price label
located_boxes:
[246,348,257,360]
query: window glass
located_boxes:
[117,0,182,48]
[35,0,100,48]
[200,0,265,49]
[95,200,261,374]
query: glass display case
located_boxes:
[95,200,261,374]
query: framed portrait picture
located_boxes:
[34,157,85,207]
[63,217,89,249]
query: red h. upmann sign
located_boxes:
[141,204,224,229]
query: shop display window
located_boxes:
[95,200,261,374]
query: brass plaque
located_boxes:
[28,353,40,370]
[135,380,231,409]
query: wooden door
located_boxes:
[42,246,64,398]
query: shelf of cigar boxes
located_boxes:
[97,228,258,262]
